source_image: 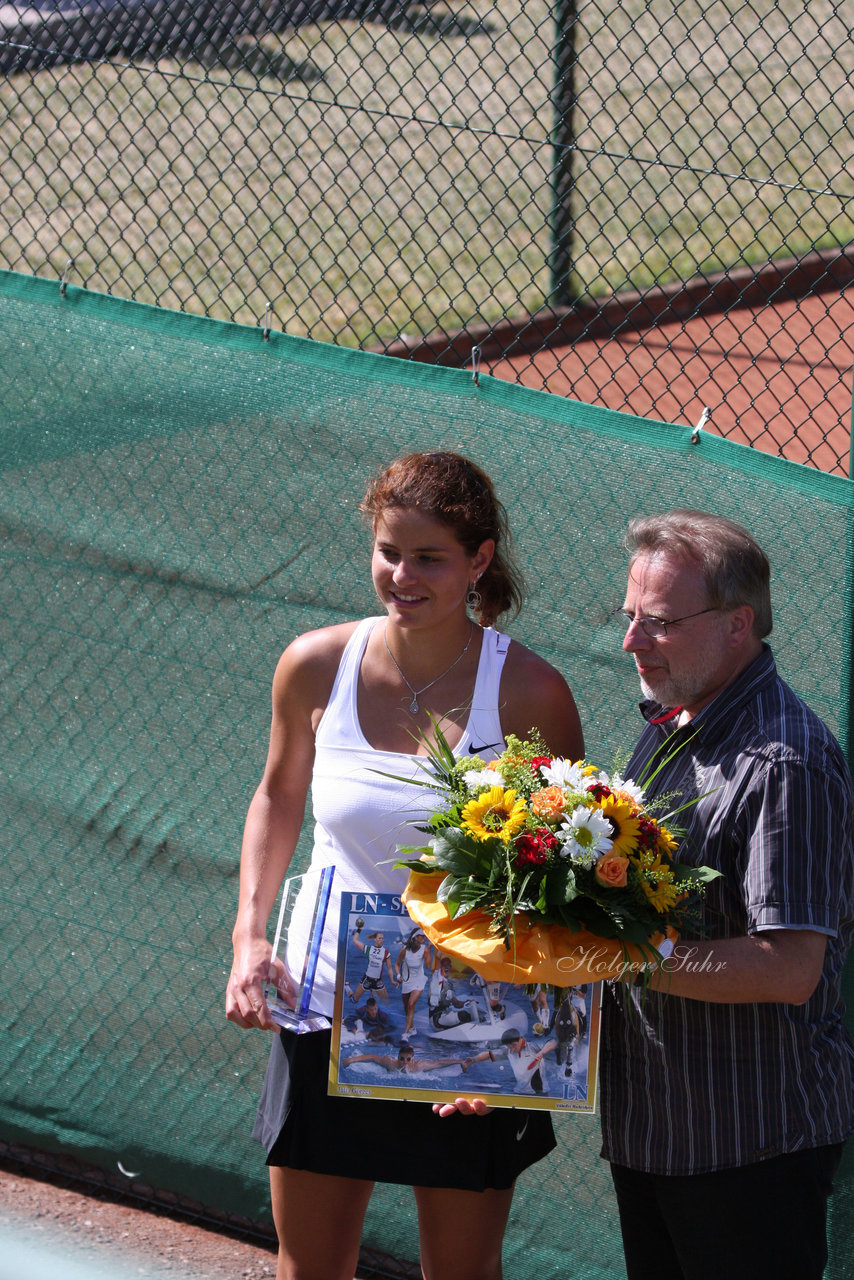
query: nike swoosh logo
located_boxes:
[470,742,499,755]
[516,1119,529,1141]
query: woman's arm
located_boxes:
[225,627,348,1032]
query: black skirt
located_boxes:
[253,1028,556,1193]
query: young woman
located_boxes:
[350,927,396,1004]
[395,927,434,1040]
[225,451,583,1280]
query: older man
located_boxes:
[601,510,854,1280]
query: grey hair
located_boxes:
[624,510,772,639]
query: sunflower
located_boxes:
[641,872,681,914]
[461,786,528,843]
[596,793,642,857]
[657,825,678,857]
[634,850,681,913]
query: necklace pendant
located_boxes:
[383,619,474,722]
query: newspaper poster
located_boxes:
[328,891,601,1112]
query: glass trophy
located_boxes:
[264,865,335,1033]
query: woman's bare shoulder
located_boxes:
[280,620,363,668]
[500,637,584,758]
[272,619,367,703]
[501,636,572,691]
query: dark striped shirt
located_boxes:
[600,646,854,1174]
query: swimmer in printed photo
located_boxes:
[342,1043,469,1074]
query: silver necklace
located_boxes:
[383,620,474,715]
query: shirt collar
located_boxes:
[639,644,777,738]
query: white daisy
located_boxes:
[596,771,646,804]
[463,767,505,792]
[540,758,590,790]
[559,805,614,868]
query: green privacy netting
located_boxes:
[1,268,852,1278]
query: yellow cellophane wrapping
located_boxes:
[402,871,676,985]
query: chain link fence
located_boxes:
[1,0,852,472]
[2,272,854,1277]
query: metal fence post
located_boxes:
[549,0,579,307]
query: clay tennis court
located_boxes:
[489,286,854,478]
[385,249,854,479]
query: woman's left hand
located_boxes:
[432,1098,493,1117]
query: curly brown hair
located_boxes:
[360,451,524,626]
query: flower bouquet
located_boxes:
[397,731,720,985]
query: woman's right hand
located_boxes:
[225,936,284,1033]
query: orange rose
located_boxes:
[594,853,630,888]
[531,786,567,822]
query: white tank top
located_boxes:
[285,617,510,1015]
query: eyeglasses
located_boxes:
[613,606,718,639]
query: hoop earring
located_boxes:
[466,580,482,613]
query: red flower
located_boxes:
[637,817,659,848]
[514,833,549,867]
[530,755,552,773]
[533,827,560,853]
[587,781,612,801]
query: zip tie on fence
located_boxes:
[691,407,711,444]
[471,344,481,386]
[59,258,73,297]
[262,302,273,341]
